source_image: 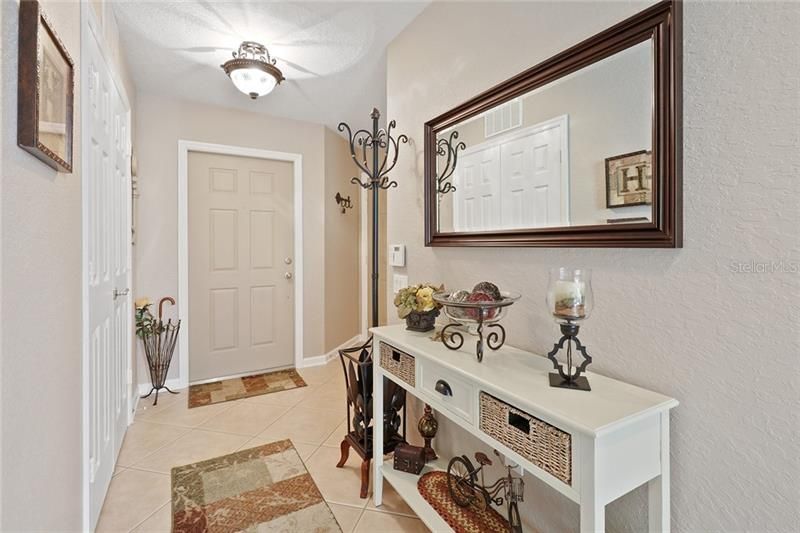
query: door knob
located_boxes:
[284,272,293,280]
[113,288,130,299]
[284,257,293,265]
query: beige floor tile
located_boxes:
[96,469,170,533]
[131,502,171,533]
[293,441,321,461]
[324,420,349,447]
[131,429,250,474]
[328,503,364,533]
[137,398,236,427]
[297,381,348,410]
[135,390,184,414]
[199,402,291,436]
[306,444,370,508]
[244,384,315,407]
[354,510,429,532]
[113,466,126,477]
[297,361,341,386]
[367,483,416,517]
[116,421,189,466]
[252,404,345,446]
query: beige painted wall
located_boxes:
[324,127,362,350]
[134,94,361,385]
[0,0,134,528]
[387,1,799,532]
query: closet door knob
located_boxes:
[285,272,293,280]
[113,288,129,299]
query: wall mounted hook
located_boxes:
[335,192,353,213]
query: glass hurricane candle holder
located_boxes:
[545,268,594,391]
[546,267,593,323]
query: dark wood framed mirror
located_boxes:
[424,0,681,247]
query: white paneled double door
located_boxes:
[453,115,570,231]
[82,17,132,530]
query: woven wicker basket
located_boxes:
[379,342,415,387]
[479,391,572,485]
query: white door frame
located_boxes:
[81,3,133,530]
[177,141,304,387]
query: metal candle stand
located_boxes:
[434,292,519,363]
[546,321,593,391]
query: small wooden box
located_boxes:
[393,443,426,475]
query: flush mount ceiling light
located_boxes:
[221,41,285,99]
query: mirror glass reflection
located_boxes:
[436,39,654,233]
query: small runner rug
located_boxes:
[418,470,511,533]
[188,369,307,408]
[172,440,341,533]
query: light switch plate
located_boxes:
[389,244,406,267]
[393,274,408,294]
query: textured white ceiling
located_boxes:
[113,1,428,130]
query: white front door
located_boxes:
[188,152,295,382]
[83,19,132,529]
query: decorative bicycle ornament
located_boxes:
[434,287,520,362]
[446,450,524,533]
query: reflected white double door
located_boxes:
[454,118,567,231]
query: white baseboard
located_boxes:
[135,335,363,392]
[137,378,184,396]
[301,334,364,368]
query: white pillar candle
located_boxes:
[552,280,586,319]
[554,280,585,303]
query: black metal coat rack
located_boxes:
[334,108,408,498]
[338,108,407,328]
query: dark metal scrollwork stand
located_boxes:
[546,322,593,391]
[435,130,466,195]
[441,317,506,363]
[336,108,408,498]
[338,108,408,329]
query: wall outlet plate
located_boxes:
[393,274,408,294]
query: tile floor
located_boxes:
[97,359,430,532]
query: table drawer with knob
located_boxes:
[419,360,474,423]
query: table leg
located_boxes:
[373,367,384,506]
[580,498,605,532]
[648,412,670,532]
[580,435,604,533]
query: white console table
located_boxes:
[371,325,678,533]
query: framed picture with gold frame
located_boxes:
[605,150,652,209]
[17,0,75,173]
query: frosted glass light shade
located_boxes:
[230,67,277,99]
[221,42,284,100]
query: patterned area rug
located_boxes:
[188,369,307,408]
[172,440,341,533]
[418,471,510,533]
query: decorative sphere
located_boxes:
[472,281,502,301]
